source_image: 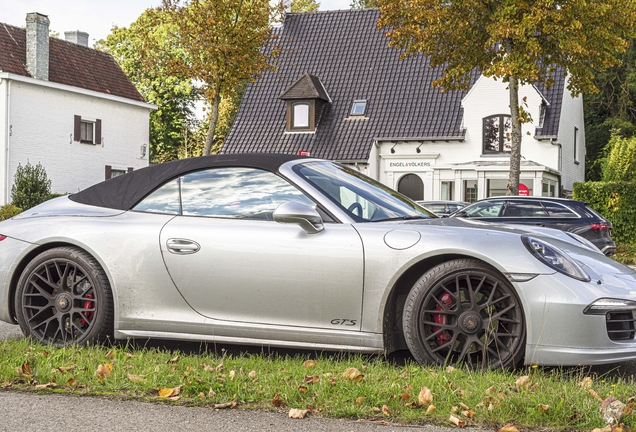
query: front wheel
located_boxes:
[403,259,525,369]
[15,247,113,346]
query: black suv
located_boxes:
[450,196,616,255]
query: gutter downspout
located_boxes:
[1,78,10,205]
[373,139,381,181]
[550,138,562,196]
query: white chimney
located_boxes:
[65,31,89,47]
[25,12,50,81]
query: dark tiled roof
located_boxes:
[223,9,565,161]
[0,23,144,102]
[534,71,565,138]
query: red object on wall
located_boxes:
[518,183,530,196]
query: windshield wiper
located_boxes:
[372,215,428,222]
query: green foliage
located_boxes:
[350,0,378,8]
[291,0,320,12]
[584,39,636,180]
[0,204,22,221]
[96,10,200,163]
[573,181,636,244]
[10,162,51,211]
[601,135,636,182]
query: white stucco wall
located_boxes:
[3,79,151,204]
[0,79,7,204]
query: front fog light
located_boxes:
[584,298,636,315]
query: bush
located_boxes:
[573,181,636,244]
[11,162,52,210]
[0,204,22,221]
[601,135,636,182]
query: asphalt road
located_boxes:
[0,321,495,432]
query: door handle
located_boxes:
[166,238,201,255]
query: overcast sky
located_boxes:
[0,0,353,47]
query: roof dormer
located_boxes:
[279,73,330,133]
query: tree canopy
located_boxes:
[96,10,199,162]
[292,0,320,12]
[143,0,279,156]
[378,0,636,194]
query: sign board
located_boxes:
[518,183,530,196]
[385,159,433,172]
[297,150,311,157]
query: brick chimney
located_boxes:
[64,31,89,47]
[25,12,50,81]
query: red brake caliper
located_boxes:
[432,293,452,345]
[81,293,94,326]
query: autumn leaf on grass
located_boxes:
[537,404,549,413]
[498,424,520,432]
[515,375,530,390]
[167,355,180,364]
[305,375,320,384]
[248,370,256,379]
[446,366,456,373]
[355,396,366,405]
[382,405,391,417]
[298,386,308,393]
[229,370,236,380]
[127,373,144,382]
[426,405,436,415]
[95,363,113,379]
[157,386,182,398]
[289,408,309,419]
[66,377,76,386]
[56,365,75,374]
[19,361,32,377]
[485,385,496,395]
[459,402,475,418]
[449,414,466,427]
[342,368,364,382]
[579,376,593,388]
[34,382,58,389]
[589,389,604,402]
[214,401,238,409]
[418,387,433,406]
[303,360,316,368]
[105,349,115,359]
[272,393,284,407]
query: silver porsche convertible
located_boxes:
[1,154,635,368]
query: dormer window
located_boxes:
[292,102,311,129]
[279,73,331,133]
[351,100,367,116]
[539,102,547,128]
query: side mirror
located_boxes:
[273,201,324,234]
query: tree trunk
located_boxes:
[203,92,221,156]
[508,75,521,195]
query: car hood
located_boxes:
[401,217,634,276]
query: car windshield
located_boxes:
[293,161,435,222]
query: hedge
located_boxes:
[573,181,636,244]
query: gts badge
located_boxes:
[331,319,357,326]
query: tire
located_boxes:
[403,259,525,369]
[15,247,114,346]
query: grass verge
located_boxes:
[0,338,634,430]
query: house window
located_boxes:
[483,115,512,154]
[464,180,478,203]
[574,127,579,164]
[441,181,454,200]
[350,100,367,116]
[487,179,508,197]
[74,115,102,144]
[81,121,94,143]
[292,102,310,129]
[539,102,547,128]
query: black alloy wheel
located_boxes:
[15,247,113,346]
[403,259,525,369]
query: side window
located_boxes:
[542,201,578,218]
[133,178,181,215]
[180,167,314,220]
[504,201,548,217]
[462,201,503,218]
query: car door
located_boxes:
[158,167,364,330]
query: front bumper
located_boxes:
[516,271,636,366]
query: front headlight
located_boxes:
[522,236,590,282]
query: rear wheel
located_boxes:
[403,259,525,369]
[15,247,113,346]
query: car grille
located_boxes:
[606,312,636,341]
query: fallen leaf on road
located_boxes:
[214,401,238,409]
[289,408,309,419]
[498,424,520,432]
[449,414,466,427]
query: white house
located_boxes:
[0,13,155,205]
[222,9,585,201]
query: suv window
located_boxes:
[541,201,579,218]
[462,201,503,218]
[503,201,548,217]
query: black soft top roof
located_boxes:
[69,153,304,210]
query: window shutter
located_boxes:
[95,119,102,144]
[74,115,81,142]
[105,165,112,180]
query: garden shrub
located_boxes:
[0,204,22,221]
[10,162,52,210]
[573,181,636,244]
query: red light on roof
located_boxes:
[297,150,311,157]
